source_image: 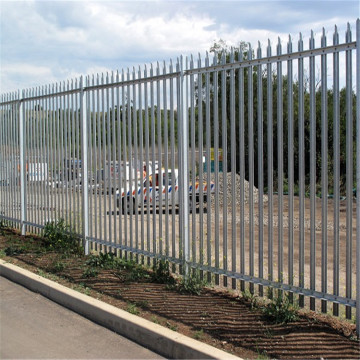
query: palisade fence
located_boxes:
[1,20,359,334]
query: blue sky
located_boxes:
[0,0,358,92]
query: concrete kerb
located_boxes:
[0,260,242,360]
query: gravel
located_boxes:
[202,172,268,208]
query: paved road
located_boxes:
[0,276,164,359]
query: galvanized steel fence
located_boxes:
[1,20,359,334]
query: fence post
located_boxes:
[80,76,89,255]
[19,90,27,236]
[356,17,360,338]
[179,56,190,277]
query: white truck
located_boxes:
[116,169,215,214]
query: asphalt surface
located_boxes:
[0,276,164,359]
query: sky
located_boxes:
[0,0,359,93]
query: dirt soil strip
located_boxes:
[0,229,359,359]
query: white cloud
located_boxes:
[0,0,358,92]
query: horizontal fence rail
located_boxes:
[1,20,359,335]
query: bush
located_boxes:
[42,219,82,255]
[261,292,299,324]
[170,270,207,295]
[86,252,118,269]
[152,259,175,284]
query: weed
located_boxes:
[74,282,91,295]
[263,327,274,338]
[86,252,117,269]
[256,349,270,360]
[4,246,24,256]
[193,329,204,340]
[37,269,46,277]
[151,316,160,324]
[128,266,150,281]
[42,219,82,255]
[241,289,258,310]
[127,302,139,315]
[152,259,175,284]
[135,300,149,309]
[349,334,358,342]
[261,292,299,324]
[49,261,65,273]
[166,321,178,331]
[0,219,8,234]
[85,253,149,282]
[170,270,207,295]
[0,249,5,258]
[82,267,99,278]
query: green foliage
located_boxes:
[86,252,117,269]
[126,302,139,315]
[86,252,151,282]
[4,246,24,256]
[152,259,175,284]
[151,315,160,324]
[171,269,207,295]
[197,41,356,196]
[74,282,91,295]
[135,300,149,309]
[241,289,258,310]
[261,292,299,324]
[0,219,8,235]
[42,219,82,255]
[124,262,150,282]
[82,267,99,278]
[166,321,178,331]
[48,260,65,273]
[193,328,204,340]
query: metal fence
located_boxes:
[1,20,359,334]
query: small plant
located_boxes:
[263,326,274,338]
[166,321,178,331]
[86,252,118,269]
[74,282,91,295]
[0,249,5,258]
[193,328,204,340]
[256,349,270,360]
[126,302,139,315]
[49,261,65,273]
[151,316,160,324]
[4,246,24,256]
[152,259,175,284]
[125,264,150,282]
[241,289,258,310]
[171,269,207,295]
[82,267,99,278]
[135,300,149,309]
[42,219,82,255]
[37,269,46,277]
[261,292,299,324]
[0,219,8,234]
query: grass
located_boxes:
[126,302,139,315]
[151,315,160,324]
[193,328,204,340]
